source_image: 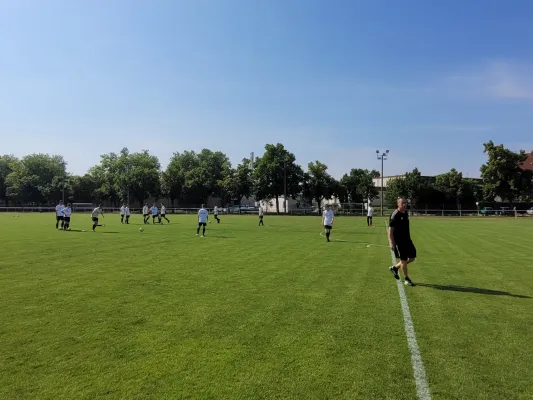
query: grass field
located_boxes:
[1,213,532,400]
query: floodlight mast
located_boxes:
[376,150,389,217]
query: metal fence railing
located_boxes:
[0,207,531,217]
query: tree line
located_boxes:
[0,141,532,211]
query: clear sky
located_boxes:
[1,0,533,179]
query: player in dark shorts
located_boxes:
[388,198,416,286]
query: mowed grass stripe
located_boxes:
[1,214,416,399]
[405,217,533,400]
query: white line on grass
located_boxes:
[385,222,431,400]
[318,231,347,242]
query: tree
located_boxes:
[68,174,98,203]
[0,155,18,206]
[385,177,408,208]
[339,169,378,204]
[480,141,533,203]
[403,168,423,211]
[303,161,335,211]
[5,154,66,204]
[370,169,381,178]
[252,144,303,213]
[221,158,253,207]
[122,150,161,206]
[435,168,464,209]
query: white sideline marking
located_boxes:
[386,222,431,400]
[318,231,347,242]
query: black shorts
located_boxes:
[56,216,64,221]
[161,213,165,217]
[144,214,149,218]
[259,215,263,219]
[65,217,71,223]
[198,222,206,227]
[324,225,332,230]
[92,217,98,223]
[394,240,417,261]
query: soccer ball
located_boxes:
[139,228,144,232]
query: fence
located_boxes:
[0,207,531,217]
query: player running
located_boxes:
[124,205,131,224]
[55,200,65,229]
[151,204,159,224]
[388,197,417,286]
[159,203,170,224]
[322,204,334,242]
[142,204,149,224]
[196,204,209,237]
[62,203,72,230]
[91,205,105,232]
[258,205,264,226]
[213,206,220,223]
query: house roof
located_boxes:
[520,152,533,171]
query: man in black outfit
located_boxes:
[388,198,416,286]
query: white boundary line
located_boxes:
[318,231,388,247]
[386,222,431,400]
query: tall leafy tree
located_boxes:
[125,150,161,206]
[339,168,378,203]
[6,154,66,204]
[403,168,423,210]
[0,155,18,206]
[385,177,408,208]
[303,161,335,211]
[480,141,532,203]
[252,143,303,213]
[221,158,253,206]
[435,168,464,208]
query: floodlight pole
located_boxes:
[376,150,389,217]
[284,158,287,214]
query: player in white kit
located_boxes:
[91,205,105,232]
[62,203,72,230]
[55,200,65,229]
[258,206,264,226]
[367,205,374,227]
[322,204,334,242]
[196,205,209,237]
[124,205,131,224]
[213,206,220,223]
[120,204,125,223]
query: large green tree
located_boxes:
[480,141,533,203]
[303,161,335,211]
[252,144,303,213]
[221,158,253,207]
[6,154,66,204]
[339,168,378,203]
[0,155,18,206]
[435,168,464,208]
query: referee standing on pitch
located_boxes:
[388,198,416,286]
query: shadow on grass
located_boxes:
[68,229,120,234]
[418,283,531,299]
[205,235,236,239]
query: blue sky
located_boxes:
[1,0,533,178]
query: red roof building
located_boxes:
[520,152,533,171]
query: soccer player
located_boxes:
[213,205,220,223]
[63,203,72,230]
[120,204,125,224]
[124,205,131,224]
[388,197,417,286]
[151,204,159,224]
[91,205,105,232]
[159,203,170,223]
[196,204,209,237]
[367,205,374,227]
[322,204,334,242]
[55,200,65,229]
[142,204,149,224]
[258,205,264,226]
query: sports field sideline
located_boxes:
[1,213,532,399]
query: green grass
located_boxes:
[0,213,532,399]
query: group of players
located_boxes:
[55,197,416,286]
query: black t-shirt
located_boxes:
[389,209,411,243]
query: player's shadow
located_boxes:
[418,283,531,299]
[68,230,120,234]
